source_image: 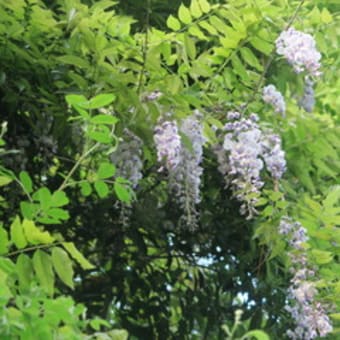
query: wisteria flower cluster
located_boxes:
[276,27,321,76]
[110,129,144,188]
[299,77,315,112]
[154,118,182,172]
[214,112,286,218]
[262,84,286,115]
[154,112,205,230]
[279,217,333,340]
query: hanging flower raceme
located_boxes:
[262,84,286,115]
[262,132,286,180]
[110,129,144,188]
[214,112,286,218]
[299,76,315,112]
[154,112,205,230]
[154,118,182,172]
[279,217,333,340]
[275,27,321,76]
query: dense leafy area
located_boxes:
[0,0,339,339]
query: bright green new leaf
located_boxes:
[166,15,181,31]
[97,162,116,179]
[65,94,88,107]
[22,219,55,245]
[51,247,74,289]
[0,226,9,255]
[243,330,270,340]
[33,250,55,296]
[0,175,12,187]
[321,8,332,23]
[88,94,116,109]
[198,0,210,13]
[190,0,202,18]
[10,216,27,249]
[311,249,333,265]
[62,242,95,270]
[90,114,118,125]
[108,329,129,340]
[19,171,33,193]
[178,4,192,25]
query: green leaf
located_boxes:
[231,54,249,82]
[33,250,55,296]
[58,55,90,69]
[321,8,332,24]
[114,177,133,204]
[94,180,109,198]
[90,318,110,331]
[88,94,116,109]
[22,219,55,245]
[0,226,9,255]
[0,175,12,187]
[243,330,270,340]
[10,216,27,249]
[209,16,229,34]
[97,162,116,179]
[20,201,39,219]
[240,47,263,71]
[190,0,202,18]
[311,249,333,265]
[90,114,118,125]
[0,269,11,300]
[250,36,273,56]
[198,0,211,13]
[47,208,70,221]
[51,190,69,207]
[62,242,95,270]
[88,130,112,144]
[108,329,129,340]
[65,94,88,107]
[80,182,92,197]
[19,171,33,193]
[184,34,196,59]
[51,247,74,289]
[178,4,192,24]
[33,187,52,211]
[16,254,34,292]
[66,94,90,117]
[167,15,181,31]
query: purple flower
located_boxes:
[154,119,182,171]
[214,112,286,218]
[263,84,286,115]
[279,217,333,339]
[276,28,321,76]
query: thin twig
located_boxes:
[137,0,151,94]
[58,143,99,192]
[6,242,62,257]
